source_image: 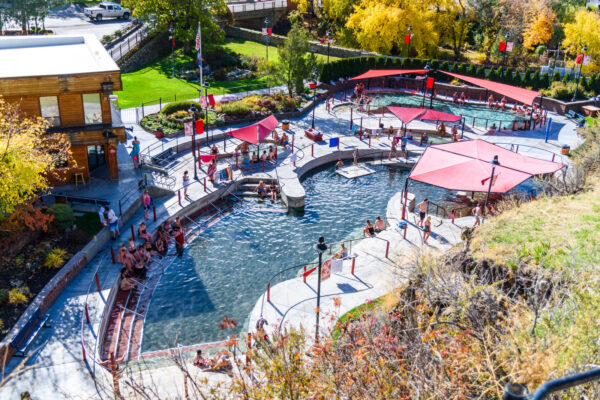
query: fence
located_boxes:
[227,0,287,13]
[108,25,151,62]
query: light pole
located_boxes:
[188,105,199,180]
[313,236,328,342]
[422,62,430,107]
[203,81,210,145]
[550,42,561,88]
[311,67,318,130]
[169,27,175,77]
[326,29,331,64]
[406,25,412,58]
[264,17,270,95]
[573,44,587,101]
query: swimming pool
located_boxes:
[140,163,453,352]
[340,93,528,129]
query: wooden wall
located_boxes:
[0,71,122,97]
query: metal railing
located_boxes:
[504,368,600,399]
[228,0,287,13]
[108,25,151,62]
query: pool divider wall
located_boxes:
[97,275,123,361]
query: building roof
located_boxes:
[0,34,119,79]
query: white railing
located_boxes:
[228,0,287,13]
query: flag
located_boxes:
[576,54,583,64]
[196,23,203,87]
[481,174,498,186]
[172,37,175,47]
[267,28,272,36]
[320,38,326,44]
[426,77,434,89]
[195,25,201,51]
[583,55,591,66]
[329,137,339,147]
[262,27,267,35]
[499,42,506,52]
[208,94,215,106]
[200,96,207,108]
[195,120,204,134]
[309,82,316,89]
[184,121,193,136]
[506,42,513,52]
[197,51,202,68]
[405,34,410,44]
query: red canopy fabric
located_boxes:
[417,109,462,122]
[226,115,279,145]
[439,71,540,106]
[387,106,426,124]
[409,139,563,193]
[350,69,427,80]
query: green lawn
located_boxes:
[116,38,339,108]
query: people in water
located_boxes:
[335,159,344,169]
[255,181,267,198]
[269,181,278,201]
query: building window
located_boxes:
[39,96,60,127]
[83,93,103,125]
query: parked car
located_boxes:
[84,2,131,21]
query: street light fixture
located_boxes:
[406,25,412,58]
[313,236,328,342]
[169,27,175,77]
[573,44,587,101]
[188,105,199,180]
[311,67,319,130]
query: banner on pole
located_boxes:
[583,55,591,66]
[200,96,207,108]
[267,28,272,36]
[576,54,583,64]
[506,42,513,52]
[426,77,434,89]
[329,137,339,147]
[195,120,204,134]
[262,27,267,35]
[184,121,193,136]
[499,42,506,52]
[405,34,410,44]
[309,82,316,89]
[208,94,215,106]
[321,260,331,281]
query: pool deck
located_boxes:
[0,92,583,399]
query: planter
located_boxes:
[561,145,570,155]
[282,120,290,130]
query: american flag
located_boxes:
[195,24,201,51]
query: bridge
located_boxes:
[226,0,288,28]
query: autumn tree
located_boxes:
[0,97,71,231]
[436,0,472,60]
[522,1,556,50]
[122,0,226,53]
[562,9,600,65]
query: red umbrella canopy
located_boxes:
[409,140,563,193]
[387,106,426,124]
[226,115,279,145]
[417,109,462,122]
[350,69,427,80]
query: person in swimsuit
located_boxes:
[422,216,432,243]
[154,235,166,257]
[374,216,385,232]
[138,222,152,242]
[183,171,190,197]
[171,216,182,232]
[269,181,277,201]
[141,190,151,220]
[207,159,217,183]
[416,198,428,228]
[193,350,209,368]
[389,139,397,160]
[120,268,137,291]
[451,125,459,142]
[400,135,408,157]
[128,237,136,253]
[117,244,126,263]
[335,159,344,169]
[280,132,289,148]
[363,219,375,237]
[333,243,348,259]
[353,148,359,165]
[255,181,267,198]
[251,152,259,164]
[211,144,219,156]
[472,202,482,227]
[460,92,466,105]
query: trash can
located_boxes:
[282,120,290,130]
[561,144,570,155]
[155,126,164,139]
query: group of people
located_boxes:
[193,349,233,372]
[271,130,290,148]
[416,199,432,243]
[254,180,278,201]
[362,216,386,237]
[452,91,467,105]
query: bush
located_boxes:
[440,61,449,71]
[534,45,547,55]
[213,68,227,81]
[476,66,486,78]
[48,204,73,232]
[458,63,467,74]
[431,59,439,69]
[449,62,458,73]
[221,101,251,116]
[562,73,571,83]
[0,289,8,306]
[161,101,201,115]
[552,71,561,83]
[44,248,68,269]
[467,64,476,76]
[542,81,574,100]
[8,287,29,305]
[168,110,190,120]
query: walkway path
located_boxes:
[0,90,581,399]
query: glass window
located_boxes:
[83,93,103,125]
[39,96,60,126]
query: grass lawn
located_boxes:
[116,38,339,108]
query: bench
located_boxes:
[566,110,586,127]
[305,129,323,142]
[11,308,51,357]
[151,148,174,165]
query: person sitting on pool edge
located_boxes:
[193,350,209,368]
[255,181,267,198]
[363,219,375,237]
[280,132,290,148]
[374,216,385,232]
[333,243,348,259]
[269,181,278,201]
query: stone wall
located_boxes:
[119,32,172,73]
[224,25,379,59]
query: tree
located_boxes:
[123,0,226,53]
[436,0,472,60]
[562,9,600,66]
[0,97,71,226]
[270,25,317,96]
[522,2,555,50]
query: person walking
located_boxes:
[107,206,120,240]
[472,202,482,227]
[422,216,432,243]
[141,190,151,220]
[183,171,190,197]
[130,136,141,168]
[416,198,428,228]
[353,148,359,165]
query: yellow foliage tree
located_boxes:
[346,0,438,55]
[0,97,71,218]
[522,3,555,50]
[563,9,600,64]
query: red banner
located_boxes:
[576,54,583,64]
[426,77,434,89]
[208,93,215,106]
[195,120,204,134]
[499,42,506,52]
[321,260,331,281]
[267,28,272,36]
[405,34,410,44]
[309,82,316,89]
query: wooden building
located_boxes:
[0,34,126,184]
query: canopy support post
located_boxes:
[483,155,499,222]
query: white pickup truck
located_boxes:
[84,2,131,21]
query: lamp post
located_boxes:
[406,25,412,58]
[572,44,587,101]
[482,155,499,221]
[169,27,175,77]
[203,81,210,145]
[422,62,430,108]
[311,67,319,130]
[326,29,332,64]
[550,42,561,88]
[313,236,328,342]
[188,105,199,180]
[500,34,509,79]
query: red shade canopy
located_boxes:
[417,109,462,122]
[409,139,563,193]
[439,71,540,106]
[226,115,279,145]
[350,69,427,80]
[387,106,427,124]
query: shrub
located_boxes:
[8,287,29,305]
[476,66,486,78]
[534,45,547,55]
[0,289,8,306]
[552,71,561,83]
[449,62,458,73]
[213,68,227,81]
[542,81,574,100]
[168,110,190,120]
[221,101,251,116]
[114,29,122,37]
[44,248,68,268]
[161,101,201,115]
[431,59,439,69]
[101,34,111,43]
[48,203,73,232]
[467,64,476,76]
[487,68,497,81]
[562,73,571,83]
[458,63,467,74]
[440,61,449,71]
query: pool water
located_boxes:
[140,163,453,351]
[343,93,528,129]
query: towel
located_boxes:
[201,155,215,163]
[329,137,339,148]
[331,259,343,273]
[289,153,298,163]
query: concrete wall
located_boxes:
[119,32,171,73]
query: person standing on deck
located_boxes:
[416,198,428,228]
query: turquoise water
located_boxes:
[140,163,453,351]
[359,93,527,129]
